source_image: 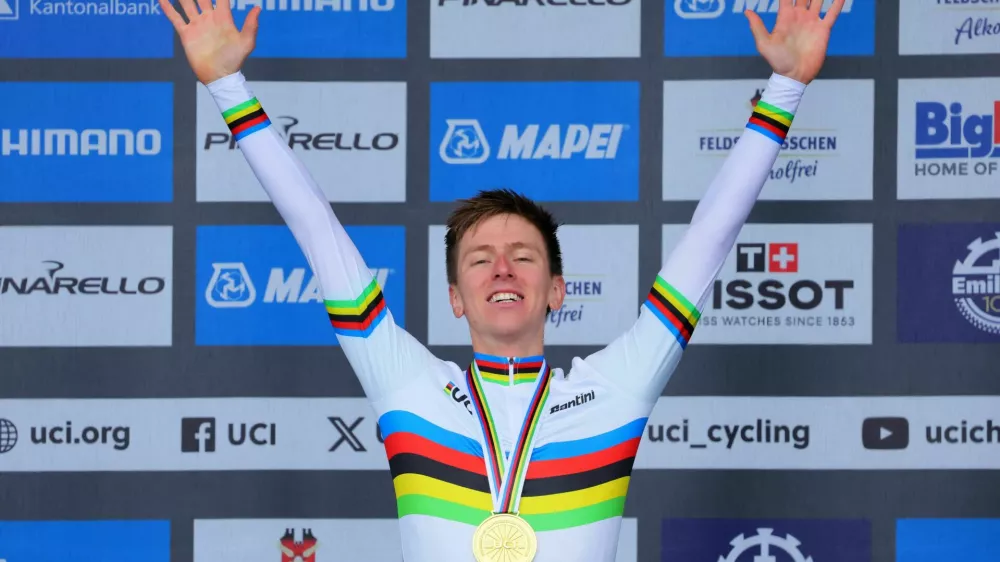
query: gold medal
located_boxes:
[472,513,537,562]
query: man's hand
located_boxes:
[745,0,845,85]
[159,0,261,85]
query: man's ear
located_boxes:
[449,284,465,319]
[548,275,566,312]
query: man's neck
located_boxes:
[470,331,545,360]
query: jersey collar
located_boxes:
[472,352,546,387]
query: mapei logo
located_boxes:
[718,528,815,562]
[675,0,852,19]
[205,263,392,308]
[951,232,1000,335]
[1,128,163,157]
[915,100,1000,160]
[439,118,625,164]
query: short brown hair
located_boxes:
[445,189,562,285]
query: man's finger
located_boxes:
[159,0,187,29]
[822,0,845,26]
[215,0,232,19]
[778,0,793,12]
[177,0,199,21]
[807,0,823,14]
[744,9,769,45]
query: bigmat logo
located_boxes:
[897,223,1000,343]
[0,0,172,57]
[431,0,639,59]
[900,1,1000,55]
[223,0,405,58]
[0,82,173,202]
[897,519,1000,562]
[0,520,171,562]
[661,518,871,562]
[666,0,873,57]
[0,226,173,347]
[196,81,406,202]
[430,81,640,201]
[898,78,1000,200]
[662,223,873,344]
[426,225,638,345]
[196,225,405,345]
[662,79,874,201]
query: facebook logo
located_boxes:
[181,417,216,453]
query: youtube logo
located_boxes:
[736,243,798,273]
[862,417,909,450]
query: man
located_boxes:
[160,1,844,560]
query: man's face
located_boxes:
[449,214,565,342]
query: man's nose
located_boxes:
[493,255,514,278]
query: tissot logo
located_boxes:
[736,243,798,273]
[329,416,366,452]
[203,115,399,153]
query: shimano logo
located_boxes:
[1,128,162,156]
[439,119,625,164]
[229,0,393,11]
[439,0,630,5]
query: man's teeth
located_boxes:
[490,293,522,303]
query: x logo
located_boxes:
[328,416,365,452]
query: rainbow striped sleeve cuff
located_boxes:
[746,100,794,145]
[222,97,271,141]
[642,276,700,349]
[324,278,388,338]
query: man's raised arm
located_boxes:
[161,0,439,402]
[583,0,845,402]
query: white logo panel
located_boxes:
[900,2,1000,55]
[431,0,640,59]
[663,79,874,201]
[662,223,873,344]
[427,224,639,346]
[0,226,172,347]
[196,81,406,202]
[897,78,1000,200]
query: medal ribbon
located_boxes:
[465,359,553,514]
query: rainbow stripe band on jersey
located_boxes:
[747,100,794,145]
[223,97,271,141]
[643,276,699,348]
[325,277,388,338]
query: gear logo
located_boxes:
[439,119,490,164]
[951,232,1000,335]
[205,262,256,308]
[718,528,814,562]
[675,0,724,19]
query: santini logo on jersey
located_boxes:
[439,119,625,164]
[675,0,852,19]
[205,263,392,308]
[1,128,162,156]
[549,390,596,415]
[227,0,393,11]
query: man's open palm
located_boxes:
[745,0,845,84]
[159,0,261,85]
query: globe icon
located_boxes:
[0,418,17,453]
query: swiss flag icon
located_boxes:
[768,243,798,273]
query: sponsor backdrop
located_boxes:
[1,1,999,562]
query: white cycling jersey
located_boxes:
[206,70,805,562]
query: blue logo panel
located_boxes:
[665,0,874,56]
[430,81,640,202]
[897,519,1000,562]
[195,225,406,346]
[0,0,172,58]
[231,0,406,58]
[897,223,1000,343]
[661,518,871,562]
[0,82,173,203]
[0,520,170,562]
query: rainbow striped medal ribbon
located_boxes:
[465,359,553,562]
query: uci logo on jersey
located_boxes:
[429,81,639,201]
